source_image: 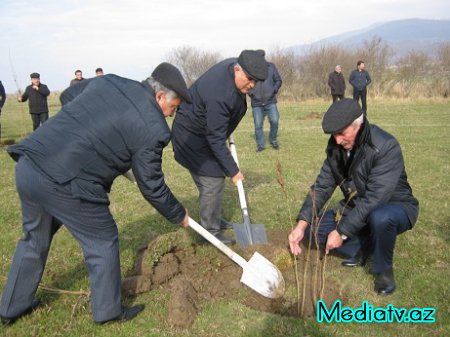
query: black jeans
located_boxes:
[353,88,367,113]
[30,113,49,130]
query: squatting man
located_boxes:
[289,98,419,295]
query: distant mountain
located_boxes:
[287,18,450,60]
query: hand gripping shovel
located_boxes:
[228,135,268,249]
[188,217,285,299]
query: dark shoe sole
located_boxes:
[96,304,145,325]
[1,299,41,325]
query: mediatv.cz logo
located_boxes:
[317,300,436,323]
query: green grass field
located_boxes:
[0,96,449,337]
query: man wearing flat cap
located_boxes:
[172,50,268,245]
[1,63,191,325]
[17,73,50,130]
[288,98,418,295]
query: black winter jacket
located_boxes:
[8,74,185,224]
[328,71,346,95]
[172,58,246,177]
[0,81,5,109]
[249,63,282,107]
[297,120,419,238]
[21,83,50,114]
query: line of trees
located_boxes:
[167,38,450,100]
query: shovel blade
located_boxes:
[233,223,268,249]
[240,252,285,299]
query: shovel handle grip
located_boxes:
[188,217,247,268]
[228,136,248,210]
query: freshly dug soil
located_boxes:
[122,229,345,329]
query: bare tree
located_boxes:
[167,46,221,86]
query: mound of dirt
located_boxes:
[122,229,345,329]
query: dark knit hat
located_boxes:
[30,72,40,79]
[322,98,364,134]
[151,63,191,104]
[238,50,268,81]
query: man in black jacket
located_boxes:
[0,63,191,325]
[172,50,268,245]
[0,80,5,140]
[18,73,50,130]
[328,65,346,103]
[288,99,418,295]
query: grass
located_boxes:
[0,96,449,337]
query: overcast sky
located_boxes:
[1,0,449,92]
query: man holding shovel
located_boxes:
[172,50,269,245]
[0,63,191,325]
[288,99,419,295]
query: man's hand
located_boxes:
[325,229,343,254]
[288,220,308,255]
[231,171,244,186]
[180,209,189,228]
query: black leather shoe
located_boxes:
[96,304,145,325]
[1,299,41,326]
[220,219,233,230]
[374,268,396,295]
[197,232,236,246]
[214,232,236,245]
[270,142,279,150]
[341,252,367,267]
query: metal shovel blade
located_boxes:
[233,221,268,249]
[188,217,284,299]
[240,252,285,299]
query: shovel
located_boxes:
[228,135,268,249]
[188,217,285,299]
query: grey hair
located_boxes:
[352,114,364,127]
[146,77,178,101]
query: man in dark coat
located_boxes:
[349,61,371,113]
[0,80,5,112]
[0,63,191,325]
[172,50,268,245]
[69,69,85,86]
[328,65,346,102]
[0,80,5,140]
[18,73,50,130]
[288,99,418,295]
[249,51,283,152]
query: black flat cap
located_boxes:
[238,50,268,81]
[322,98,364,134]
[30,72,40,79]
[151,63,191,104]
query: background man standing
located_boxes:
[17,73,50,130]
[0,80,5,140]
[328,65,346,102]
[0,63,191,325]
[349,61,371,113]
[95,68,104,76]
[70,70,85,86]
[289,99,418,295]
[172,50,268,245]
[248,50,282,151]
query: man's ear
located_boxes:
[155,90,165,103]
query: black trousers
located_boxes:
[30,113,49,130]
[353,88,367,113]
[332,94,344,103]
